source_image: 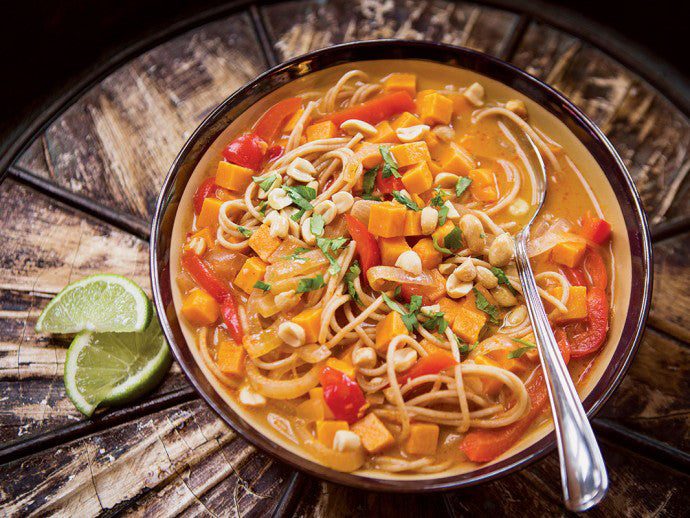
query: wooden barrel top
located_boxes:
[1,1,689,515]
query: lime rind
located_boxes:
[36,274,152,334]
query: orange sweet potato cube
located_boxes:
[351,413,395,453]
[216,161,255,191]
[284,108,307,132]
[438,143,475,175]
[216,338,246,377]
[473,354,503,395]
[316,420,349,448]
[354,143,383,169]
[292,307,323,343]
[326,357,355,380]
[412,238,443,269]
[234,256,268,294]
[432,221,457,247]
[375,311,408,352]
[368,202,407,237]
[379,236,412,266]
[438,297,463,323]
[369,121,398,144]
[390,141,431,168]
[306,120,337,141]
[402,161,433,194]
[551,241,587,268]
[196,197,223,231]
[419,92,453,125]
[548,285,588,322]
[181,289,219,326]
[384,73,417,97]
[247,224,282,262]
[403,210,423,236]
[468,168,499,203]
[452,306,487,344]
[391,111,423,130]
[404,423,440,455]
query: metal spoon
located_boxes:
[507,120,608,511]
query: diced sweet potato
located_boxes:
[551,241,587,268]
[402,161,433,194]
[468,168,499,203]
[431,221,457,247]
[390,141,431,168]
[351,413,394,453]
[309,387,335,419]
[403,210,423,236]
[384,73,417,97]
[292,307,323,343]
[451,306,487,344]
[404,423,439,455]
[233,256,268,294]
[412,238,443,269]
[326,357,356,380]
[368,202,407,238]
[316,420,349,448]
[247,224,282,262]
[418,93,453,125]
[438,143,475,175]
[216,161,255,191]
[379,236,412,266]
[216,338,245,377]
[284,108,306,133]
[473,354,503,395]
[548,285,588,322]
[375,311,408,352]
[306,120,337,141]
[438,297,462,323]
[391,111,422,130]
[181,289,219,326]
[196,197,223,231]
[369,121,398,144]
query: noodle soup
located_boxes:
[170,60,625,477]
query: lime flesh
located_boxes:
[36,274,151,334]
[64,314,172,416]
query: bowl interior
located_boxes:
[151,41,652,491]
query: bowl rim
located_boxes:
[150,39,653,492]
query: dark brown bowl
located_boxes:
[150,40,653,492]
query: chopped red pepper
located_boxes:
[375,166,405,194]
[253,97,302,144]
[563,266,586,287]
[317,91,415,127]
[461,330,571,462]
[181,250,244,343]
[345,214,381,285]
[581,212,611,244]
[582,248,608,290]
[568,287,609,358]
[319,367,367,424]
[397,352,457,385]
[222,133,267,170]
[266,144,284,161]
[193,178,218,215]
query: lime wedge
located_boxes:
[64,313,172,416]
[36,274,151,334]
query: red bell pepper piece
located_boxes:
[317,91,415,127]
[461,330,571,462]
[375,166,405,194]
[253,97,302,144]
[563,266,586,287]
[398,352,458,385]
[222,133,267,170]
[319,367,367,424]
[581,212,611,244]
[193,178,217,215]
[569,287,609,358]
[583,248,608,290]
[181,251,244,343]
[266,144,284,161]
[345,214,381,283]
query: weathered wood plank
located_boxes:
[0,400,286,517]
[262,0,518,61]
[23,13,267,222]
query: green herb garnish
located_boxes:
[382,292,421,332]
[257,201,267,215]
[443,226,463,251]
[491,266,517,295]
[509,340,537,358]
[253,280,271,292]
[430,187,447,208]
[362,165,379,195]
[344,260,362,305]
[361,194,382,201]
[284,185,316,221]
[438,205,449,225]
[310,213,325,237]
[316,236,349,275]
[455,176,472,197]
[296,274,325,293]
[253,174,277,192]
[432,234,452,255]
[422,311,449,334]
[282,247,311,261]
[473,287,500,324]
[379,146,400,178]
[237,226,252,238]
[392,190,420,211]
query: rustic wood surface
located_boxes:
[2,1,689,516]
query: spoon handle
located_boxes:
[514,237,608,511]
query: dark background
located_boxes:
[1,0,688,169]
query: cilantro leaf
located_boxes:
[344,260,362,305]
[491,266,517,295]
[392,190,420,211]
[361,194,382,201]
[237,226,252,238]
[432,234,452,255]
[379,146,400,178]
[382,292,420,332]
[401,313,419,332]
[362,165,379,195]
[509,342,536,358]
[382,292,407,314]
[283,186,316,222]
[253,174,277,192]
[430,187,447,208]
[458,339,479,355]
[407,295,423,314]
[512,337,537,348]
[422,311,449,334]
[438,205,449,225]
[253,280,271,292]
[455,176,472,197]
[316,236,349,275]
[257,201,267,215]
[443,226,463,251]
[282,247,311,261]
[310,213,325,237]
[473,287,500,324]
[296,274,325,293]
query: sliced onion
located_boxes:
[268,236,305,263]
[243,328,282,358]
[366,266,435,292]
[295,421,366,472]
[527,218,588,257]
[350,199,378,226]
[265,250,328,282]
[246,360,322,399]
[297,344,332,363]
[206,248,248,280]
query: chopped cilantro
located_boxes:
[344,260,362,305]
[491,266,517,295]
[473,287,500,324]
[438,205,449,225]
[296,274,325,293]
[382,292,406,314]
[422,311,449,334]
[361,194,382,201]
[458,339,479,355]
[407,295,423,314]
[237,226,252,238]
[455,176,472,197]
[253,174,277,192]
[443,226,463,251]
[253,280,271,292]
[430,187,447,208]
[257,201,267,215]
[392,190,420,211]
[379,146,400,178]
[432,234,452,255]
[284,185,315,221]
[362,165,379,194]
[382,292,419,332]
[310,213,325,237]
[512,337,537,348]
[282,247,311,261]
[509,343,536,358]
[316,236,349,275]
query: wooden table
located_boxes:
[1,1,689,515]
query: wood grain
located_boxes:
[262,0,518,61]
